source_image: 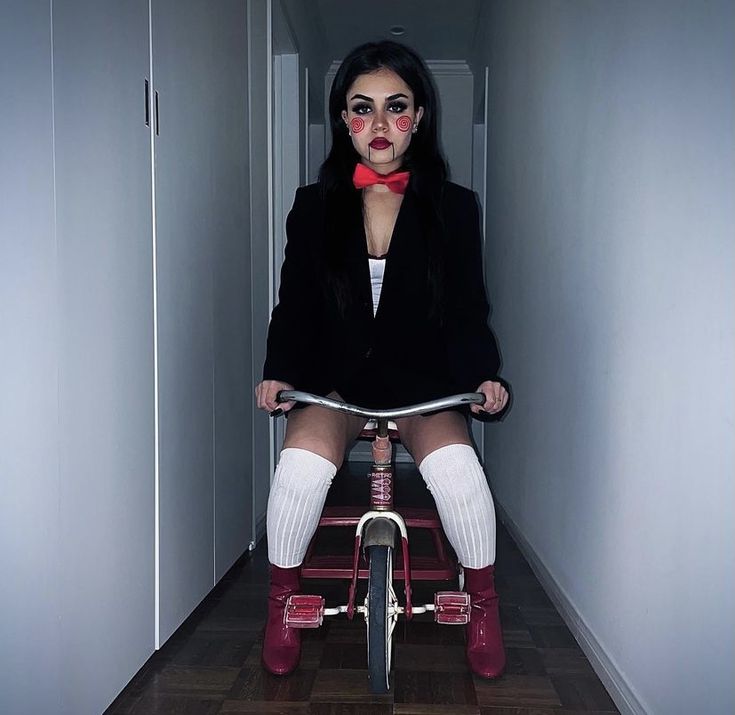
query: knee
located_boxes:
[282,429,346,469]
[272,447,338,492]
[418,443,487,498]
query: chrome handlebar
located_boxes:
[274,390,485,420]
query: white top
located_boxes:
[368,257,386,317]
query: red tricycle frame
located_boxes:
[273,390,484,693]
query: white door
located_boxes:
[52,0,156,709]
[152,0,253,644]
[208,0,253,584]
[151,0,217,645]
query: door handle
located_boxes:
[144,78,150,126]
[154,90,160,136]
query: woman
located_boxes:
[255,40,509,679]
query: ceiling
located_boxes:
[313,0,484,64]
[278,0,487,122]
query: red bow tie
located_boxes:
[352,163,410,194]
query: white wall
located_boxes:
[281,0,329,126]
[308,123,325,182]
[477,2,734,713]
[430,61,474,187]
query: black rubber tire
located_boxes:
[366,544,392,693]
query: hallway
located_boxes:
[3,1,733,713]
[105,468,619,714]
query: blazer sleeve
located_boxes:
[262,187,320,386]
[442,188,502,389]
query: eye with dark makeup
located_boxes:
[351,102,372,114]
[387,101,408,113]
[350,101,409,115]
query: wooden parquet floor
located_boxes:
[106,465,619,715]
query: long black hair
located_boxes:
[318,40,449,319]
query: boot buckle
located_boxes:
[284,594,325,628]
[434,591,471,625]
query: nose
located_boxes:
[372,109,388,131]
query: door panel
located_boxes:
[52,0,155,710]
[211,1,253,580]
[1,4,60,712]
[152,0,217,643]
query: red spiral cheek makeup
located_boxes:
[395,115,412,133]
[350,117,366,134]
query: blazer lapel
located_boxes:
[344,201,374,320]
[343,189,419,322]
[373,190,418,321]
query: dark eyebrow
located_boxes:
[349,92,409,102]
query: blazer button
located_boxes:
[365,348,373,358]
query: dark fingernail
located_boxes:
[270,408,283,418]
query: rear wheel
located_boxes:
[366,544,392,693]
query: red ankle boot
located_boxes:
[262,564,301,675]
[464,564,506,678]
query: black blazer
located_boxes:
[263,180,502,409]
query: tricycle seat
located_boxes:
[359,419,399,441]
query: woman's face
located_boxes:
[341,68,424,175]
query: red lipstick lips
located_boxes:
[369,138,392,150]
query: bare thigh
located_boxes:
[395,410,473,466]
[283,392,367,468]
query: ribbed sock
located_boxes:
[267,447,337,568]
[418,443,497,568]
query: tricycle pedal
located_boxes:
[284,594,325,628]
[434,591,470,625]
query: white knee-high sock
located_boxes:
[418,443,497,569]
[267,447,337,568]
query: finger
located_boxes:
[263,385,280,410]
[271,398,295,414]
[263,388,276,411]
[256,386,266,411]
[258,389,269,411]
[263,392,279,412]
[489,392,507,413]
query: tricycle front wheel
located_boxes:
[366,544,392,693]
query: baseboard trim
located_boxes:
[496,503,648,715]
